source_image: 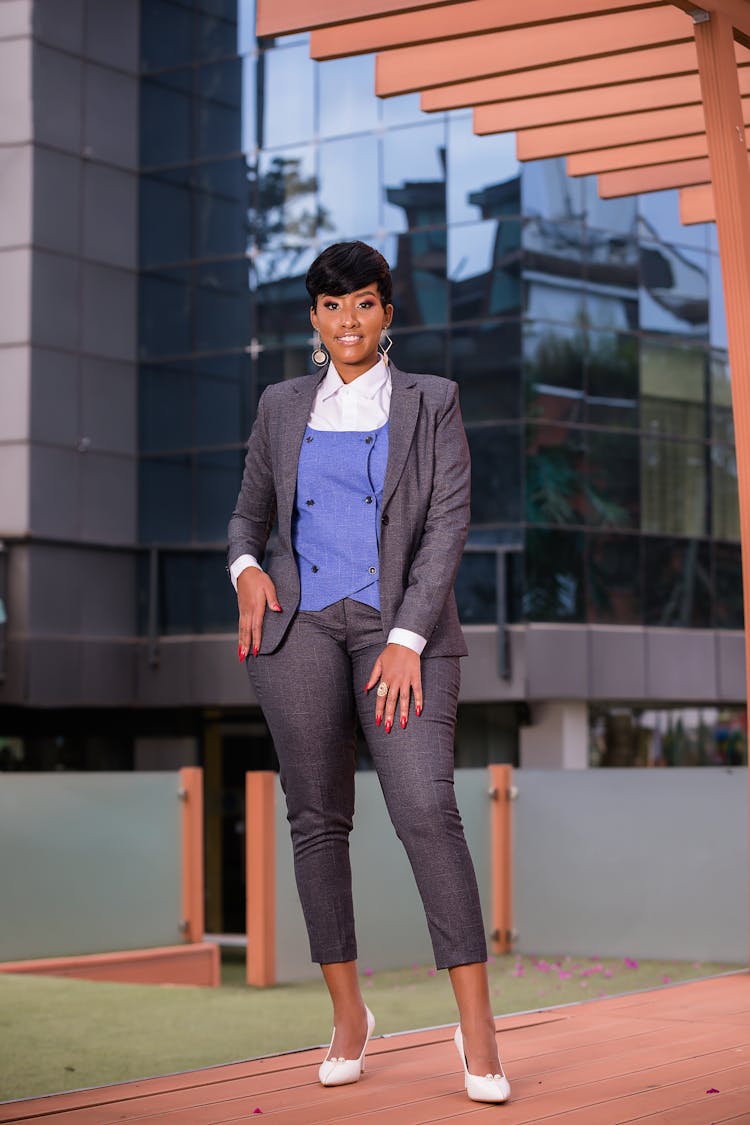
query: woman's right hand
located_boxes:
[237,567,282,661]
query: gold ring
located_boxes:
[376,682,389,698]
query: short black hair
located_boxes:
[306,241,392,309]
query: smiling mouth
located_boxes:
[335,335,364,345]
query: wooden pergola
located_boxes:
[257,0,750,960]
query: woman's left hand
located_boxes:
[365,644,423,733]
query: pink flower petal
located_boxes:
[662,974,671,984]
[363,967,374,976]
[623,958,639,969]
[427,968,437,977]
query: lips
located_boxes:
[335,335,363,345]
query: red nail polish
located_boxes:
[385,719,392,734]
[272,603,282,612]
[416,704,422,717]
[376,714,382,727]
[238,645,245,662]
[401,716,407,729]
[253,644,259,658]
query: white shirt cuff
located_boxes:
[387,627,427,656]
[229,554,262,590]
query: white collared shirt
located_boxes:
[230,358,426,655]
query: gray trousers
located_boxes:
[247,597,487,970]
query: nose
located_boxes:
[340,305,358,327]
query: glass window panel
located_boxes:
[581,179,637,239]
[256,346,312,409]
[583,224,639,332]
[383,123,446,232]
[590,704,747,767]
[586,330,638,428]
[141,0,193,72]
[638,189,709,252]
[466,424,522,525]
[451,323,521,422]
[319,134,380,240]
[709,251,727,350]
[524,322,585,424]
[196,59,243,160]
[525,422,585,525]
[714,542,743,629]
[159,552,195,634]
[386,229,448,326]
[447,115,520,224]
[139,362,192,453]
[196,8,238,62]
[712,444,740,541]
[196,450,245,540]
[259,44,315,148]
[587,533,642,625]
[381,91,426,127]
[522,157,583,221]
[449,221,521,321]
[318,54,378,138]
[139,456,192,542]
[196,553,238,632]
[523,528,585,622]
[241,55,256,152]
[523,207,585,322]
[643,536,711,627]
[639,239,709,338]
[253,245,317,345]
[195,354,252,447]
[390,330,448,378]
[139,268,192,360]
[140,170,191,268]
[195,259,250,353]
[455,552,496,624]
[640,341,706,439]
[140,72,192,167]
[194,158,249,260]
[253,148,319,253]
[641,437,707,536]
[711,352,733,444]
[238,0,257,55]
[586,431,639,529]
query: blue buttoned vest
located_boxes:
[293,422,389,611]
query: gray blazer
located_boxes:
[227,361,470,657]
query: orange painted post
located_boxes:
[692,8,750,969]
[488,764,514,957]
[246,771,276,987]
[679,182,716,224]
[179,767,204,944]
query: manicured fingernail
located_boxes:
[238,645,245,662]
[416,704,422,717]
[376,714,382,727]
[401,716,407,729]
[253,644,259,658]
[272,603,282,612]
[385,719,392,734]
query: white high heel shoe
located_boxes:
[318,1005,375,1087]
[454,1025,511,1103]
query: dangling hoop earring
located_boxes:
[311,330,328,368]
[379,327,393,363]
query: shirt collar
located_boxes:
[320,357,389,402]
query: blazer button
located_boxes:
[305,435,313,443]
[381,514,389,526]
[368,566,376,575]
[306,498,315,506]
[364,495,373,504]
[365,435,373,444]
[312,565,319,573]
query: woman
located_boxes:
[228,241,510,1104]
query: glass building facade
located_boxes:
[137,1,741,648]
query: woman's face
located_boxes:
[310,284,393,382]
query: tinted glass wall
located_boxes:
[138,1,740,636]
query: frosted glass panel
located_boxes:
[0,773,183,960]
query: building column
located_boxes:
[519,701,589,769]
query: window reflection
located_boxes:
[196,59,243,159]
[195,259,250,353]
[140,362,192,453]
[524,322,585,424]
[711,352,733,444]
[638,190,709,253]
[196,6,239,63]
[451,323,521,422]
[253,148,321,253]
[641,341,706,439]
[259,44,315,148]
[447,115,519,224]
[455,552,496,624]
[641,437,707,537]
[319,135,380,239]
[525,423,585,525]
[449,221,521,321]
[590,704,746,767]
[391,330,448,377]
[712,445,739,541]
[466,425,521,524]
[714,542,743,629]
[194,158,249,260]
[643,536,711,627]
[253,245,316,345]
[141,0,193,72]
[139,456,192,542]
[141,71,192,167]
[524,528,585,622]
[587,533,641,625]
[383,122,446,232]
[318,54,378,138]
[140,268,191,359]
[386,229,448,326]
[195,354,252,447]
[196,450,245,539]
[256,346,313,412]
[583,225,639,332]
[522,158,583,222]
[586,431,639,529]
[708,252,727,350]
[586,330,638,428]
[140,169,191,268]
[639,227,709,337]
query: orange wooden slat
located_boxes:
[597,156,711,196]
[374,6,692,95]
[567,133,713,173]
[245,770,276,987]
[488,763,513,956]
[680,183,716,224]
[309,0,662,60]
[256,0,458,38]
[179,766,204,944]
[694,9,750,975]
[674,0,750,46]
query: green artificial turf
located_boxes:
[0,953,742,1102]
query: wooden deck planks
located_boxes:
[1,975,748,1124]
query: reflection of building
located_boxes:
[0,4,745,931]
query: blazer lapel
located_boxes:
[277,369,327,523]
[383,362,420,510]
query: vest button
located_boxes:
[305,435,313,442]
[364,496,373,504]
[381,514,389,525]
[365,435,373,444]
[368,566,376,575]
[311,565,319,573]
[306,498,315,506]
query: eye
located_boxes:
[358,300,374,309]
[323,301,339,310]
